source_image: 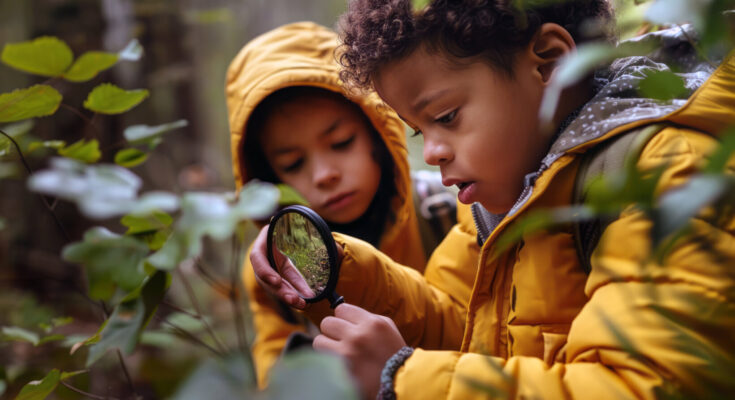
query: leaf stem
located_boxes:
[60,380,118,400]
[193,259,231,296]
[59,103,101,139]
[162,319,224,357]
[229,235,252,366]
[116,349,138,398]
[174,268,228,354]
[0,127,70,242]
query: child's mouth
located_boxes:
[456,181,476,204]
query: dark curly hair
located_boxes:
[338,0,615,90]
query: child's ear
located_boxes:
[529,23,576,85]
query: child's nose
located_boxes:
[313,161,341,187]
[423,138,452,166]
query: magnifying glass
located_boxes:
[266,205,344,308]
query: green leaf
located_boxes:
[63,51,119,82]
[264,350,358,400]
[37,334,66,345]
[27,140,65,154]
[16,369,60,400]
[1,120,34,136]
[147,182,279,270]
[118,39,143,61]
[1,326,39,345]
[86,298,145,366]
[62,227,150,300]
[704,127,735,174]
[0,162,21,179]
[652,174,730,246]
[52,316,73,328]
[1,36,72,77]
[60,370,88,381]
[121,211,173,235]
[86,271,167,366]
[0,121,32,157]
[277,184,309,206]
[146,231,187,270]
[58,139,101,163]
[122,212,173,251]
[124,119,188,148]
[638,70,688,101]
[539,38,657,126]
[83,83,149,114]
[39,316,73,333]
[114,148,149,167]
[0,85,62,123]
[171,355,254,400]
[164,312,207,333]
[645,0,707,27]
[27,158,179,219]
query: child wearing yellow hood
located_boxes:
[225,22,479,388]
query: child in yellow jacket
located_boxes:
[225,22,478,389]
[249,1,735,399]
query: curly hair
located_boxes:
[338,0,615,90]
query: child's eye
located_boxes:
[436,110,457,124]
[410,129,423,137]
[332,135,355,150]
[281,159,304,173]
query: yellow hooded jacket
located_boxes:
[225,22,479,388]
[314,29,735,398]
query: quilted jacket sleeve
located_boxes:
[390,127,735,399]
[327,209,479,350]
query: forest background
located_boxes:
[1,0,733,399]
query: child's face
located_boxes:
[374,48,550,213]
[260,95,382,224]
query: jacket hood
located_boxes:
[225,22,416,248]
[474,26,735,242]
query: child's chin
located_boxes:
[478,200,513,214]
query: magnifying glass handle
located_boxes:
[329,292,344,309]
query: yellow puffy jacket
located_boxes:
[225,22,479,388]
[315,31,735,398]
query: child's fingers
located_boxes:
[277,257,315,298]
[250,226,306,308]
[312,333,342,354]
[333,303,374,324]
[319,315,356,340]
[250,226,281,286]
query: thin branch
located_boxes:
[116,349,138,398]
[193,259,231,296]
[60,380,118,400]
[176,268,228,354]
[161,300,199,318]
[163,320,224,357]
[677,24,717,69]
[59,103,101,139]
[0,128,70,242]
[229,235,251,363]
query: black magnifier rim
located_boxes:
[266,205,339,303]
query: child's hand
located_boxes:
[313,303,406,400]
[249,225,308,309]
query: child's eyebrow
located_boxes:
[273,146,299,155]
[412,89,451,114]
[319,118,343,138]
